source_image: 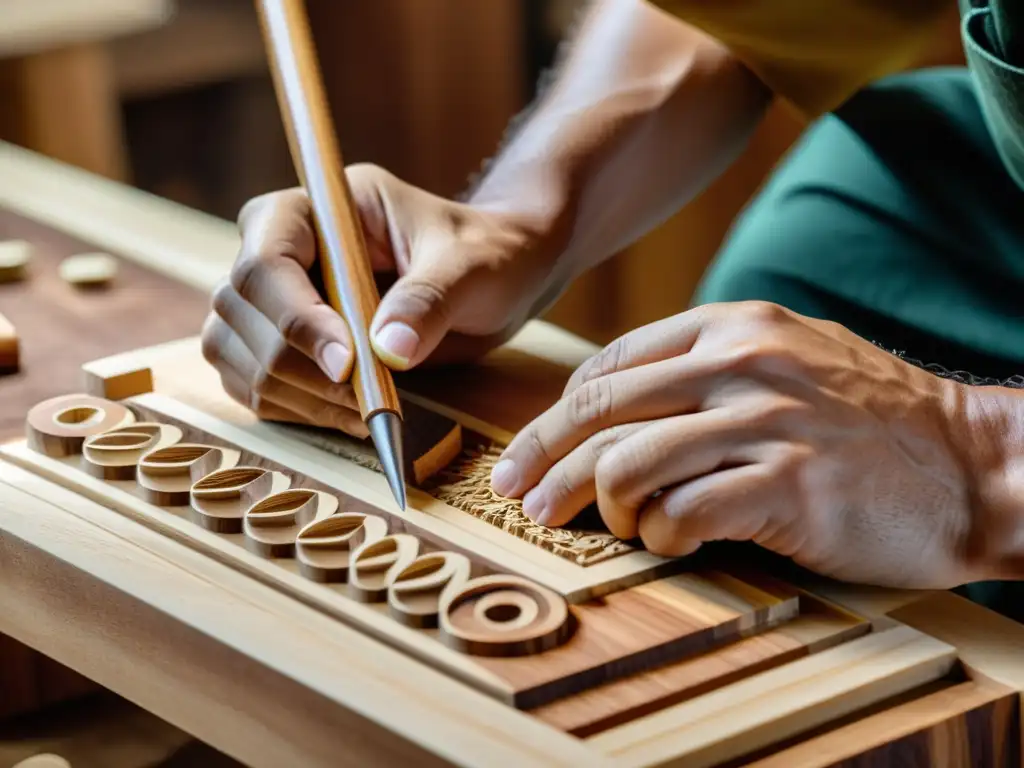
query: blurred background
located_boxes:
[0,0,968,345]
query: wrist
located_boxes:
[948,381,1024,582]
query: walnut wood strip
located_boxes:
[590,624,958,768]
[532,593,869,737]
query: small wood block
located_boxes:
[0,239,32,283]
[59,252,118,288]
[0,311,19,373]
[13,756,72,768]
[275,397,462,486]
[82,359,154,400]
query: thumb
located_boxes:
[370,259,466,370]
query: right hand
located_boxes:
[201,164,563,438]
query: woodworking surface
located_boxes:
[0,210,210,439]
[3,390,802,711]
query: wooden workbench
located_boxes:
[1,141,1023,768]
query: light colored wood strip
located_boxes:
[589,624,958,768]
[0,459,606,768]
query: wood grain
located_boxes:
[0,460,606,768]
[745,677,1020,767]
[532,593,869,737]
[590,625,958,768]
[3,391,802,710]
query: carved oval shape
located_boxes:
[139,444,215,475]
[82,423,183,481]
[388,551,472,629]
[26,394,135,458]
[348,534,420,603]
[243,489,339,559]
[192,467,268,499]
[137,443,241,507]
[296,512,388,583]
[439,575,573,658]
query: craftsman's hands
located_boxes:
[491,301,1004,589]
[201,165,562,437]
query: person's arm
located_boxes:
[468,0,773,290]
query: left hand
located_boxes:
[489,301,991,589]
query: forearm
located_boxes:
[467,0,773,283]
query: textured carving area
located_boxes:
[427,442,635,567]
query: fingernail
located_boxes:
[373,322,419,369]
[320,342,351,382]
[522,487,547,523]
[490,459,519,496]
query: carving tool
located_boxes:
[255,0,407,509]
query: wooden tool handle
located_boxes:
[255,0,402,422]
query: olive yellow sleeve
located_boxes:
[648,0,951,116]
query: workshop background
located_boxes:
[0,0,969,345]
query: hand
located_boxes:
[201,164,563,437]
[490,301,999,589]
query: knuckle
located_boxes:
[738,299,786,325]
[211,279,235,319]
[395,277,452,324]
[276,308,311,347]
[250,367,272,397]
[524,423,554,465]
[579,336,629,385]
[545,467,576,507]
[568,377,615,429]
[595,445,635,502]
[229,252,265,302]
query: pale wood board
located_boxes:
[588,624,959,768]
[0,458,607,768]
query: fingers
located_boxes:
[233,189,354,383]
[212,280,358,410]
[202,315,369,438]
[563,306,715,396]
[492,356,717,499]
[636,464,780,556]
[519,422,647,529]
